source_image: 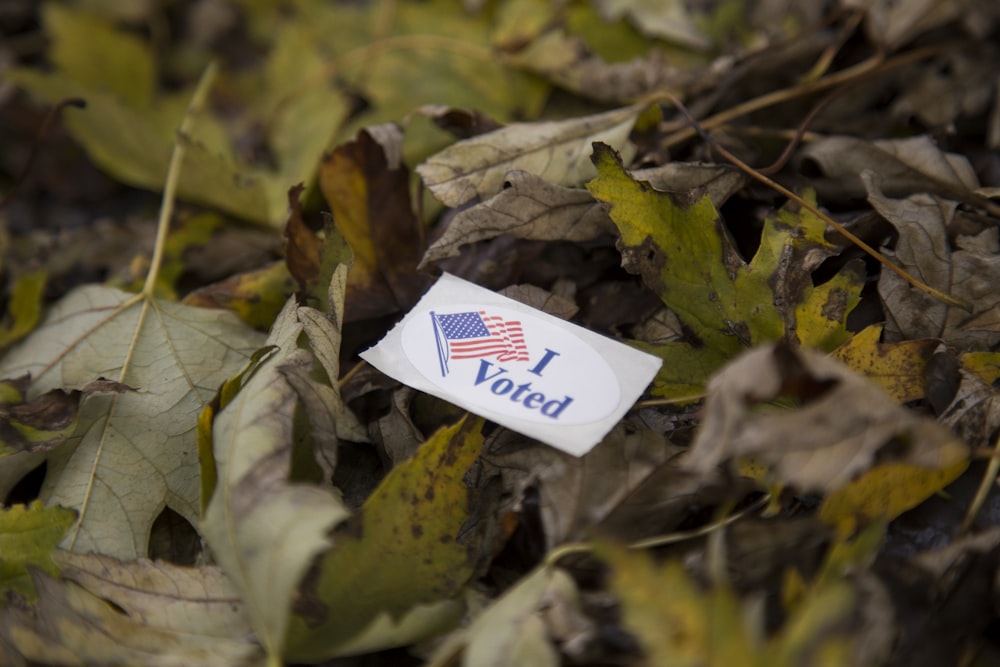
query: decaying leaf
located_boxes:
[870,171,1000,350]
[282,185,353,314]
[0,286,265,559]
[0,270,46,351]
[831,324,937,403]
[427,565,592,667]
[200,296,351,659]
[418,105,643,207]
[284,416,487,661]
[595,0,712,50]
[845,0,969,49]
[0,375,129,456]
[588,143,862,397]
[320,125,431,320]
[0,559,262,667]
[481,420,674,550]
[686,342,967,494]
[7,4,348,226]
[602,542,855,667]
[797,135,979,201]
[420,170,615,268]
[0,501,76,600]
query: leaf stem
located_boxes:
[143,61,219,298]
[959,430,1000,535]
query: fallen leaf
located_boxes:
[427,565,590,667]
[181,261,296,331]
[0,270,46,350]
[819,460,968,535]
[8,5,349,226]
[284,416,486,661]
[501,0,717,105]
[595,0,712,50]
[844,0,967,49]
[0,561,262,666]
[1,376,129,456]
[797,135,979,201]
[0,501,76,600]
[420,170,615,268]
[200,297,351,659]
[418,105,643,208]
[319,125,431,320]
[481,420,674,550]
[831,324,937,402]
[938,364,1000,451]
[601,542,855,667]
[295,0,549,147]
[0,286,265,558]
[685,342,968,493]
[868,172,1000,350]
[282,185,353,314]
[588,143,862,397]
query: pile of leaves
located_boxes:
[3,1,1000,665]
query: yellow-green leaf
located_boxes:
[285,416,486,661]
[0,270,47,351]
[587,143,862,396]
[0,501,76,600]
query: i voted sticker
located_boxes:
[400,305,620,425]
[361,274,662,456]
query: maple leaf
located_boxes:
[0,285,265,558]
[587,142,863,397]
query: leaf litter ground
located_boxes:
[4,1,1000,666]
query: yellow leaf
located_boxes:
[819,459,969,536]
[832,324,937,403]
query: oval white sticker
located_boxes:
[400,304,621,425]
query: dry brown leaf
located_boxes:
[685,343,966,493]
[481,419,675,549]
[797,135,979,201]
[505,30,709,104]
[416,105,642,207]
[868,172,1000,350]
[843,0,975,49]
[419,170,614,269]
[499,283,580,320]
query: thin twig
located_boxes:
[653,91,970,310]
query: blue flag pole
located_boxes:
[430,311,449,377]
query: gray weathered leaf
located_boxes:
[685,343,967,492]
[201,296,350,659]
[0,557,263,666]
[868,171,1000,350]
[417,105,642,207]
[797,134,979,201]
[0,286,265,558]
[420,170,614,268]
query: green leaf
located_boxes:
[285,416,486,661]
[0,270,47,351]
[601,543,855,667]
[0,501,76,600]
[587,143,863,397]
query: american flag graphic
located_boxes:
[431,310,529,376]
